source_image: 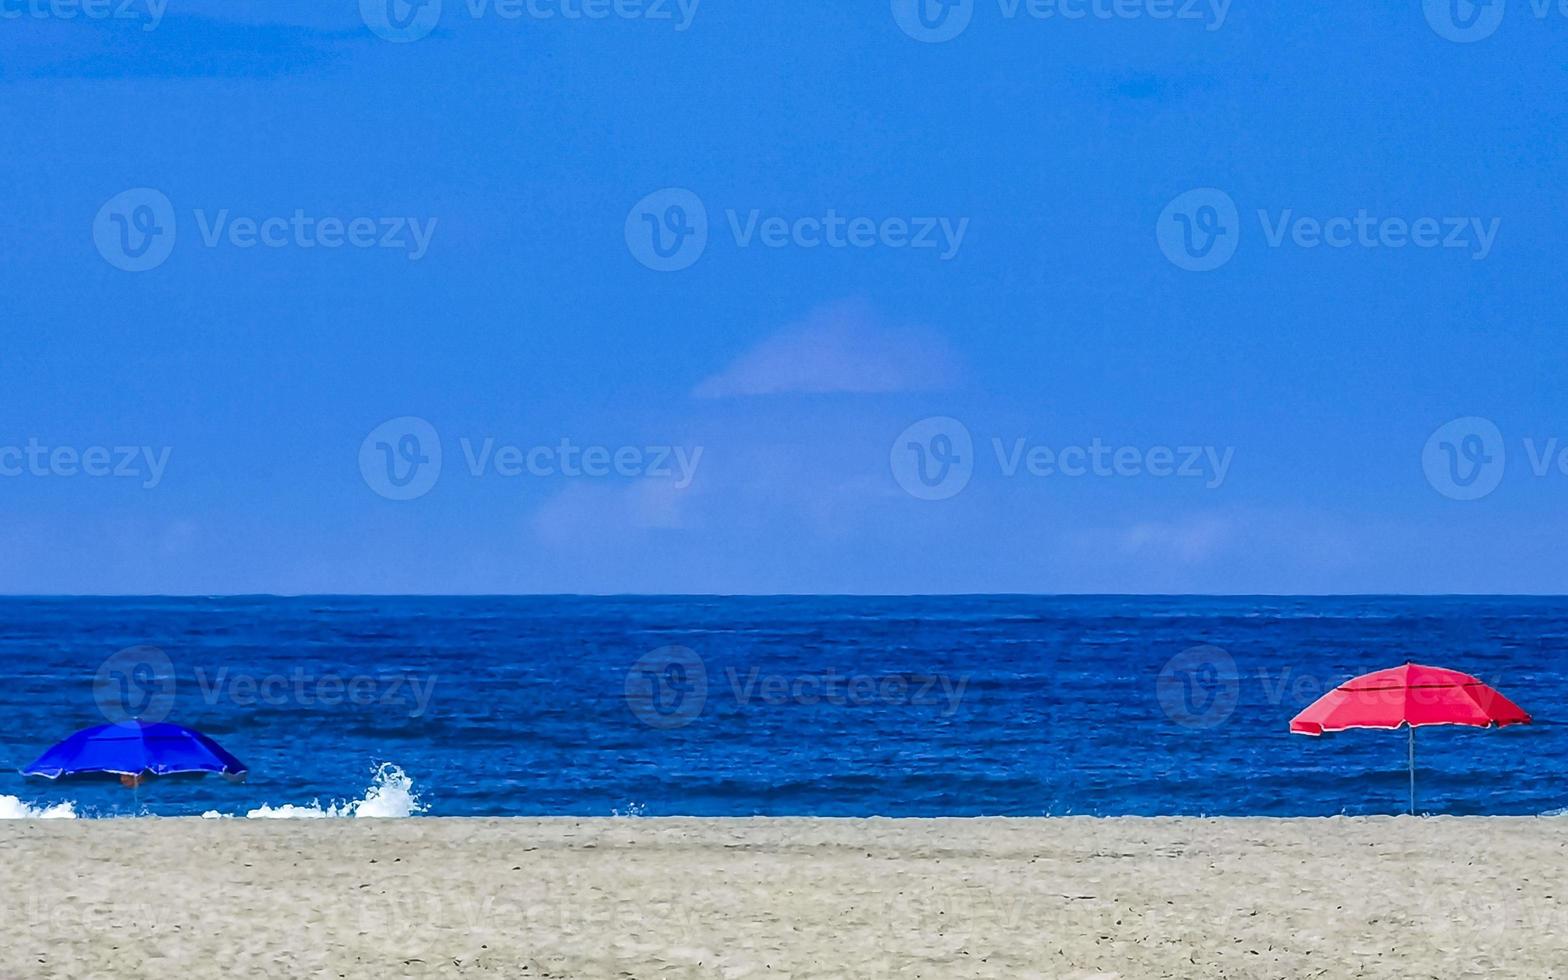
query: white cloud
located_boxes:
[529,480,693,548]
[1115,517,1235,564]
[692,299,963,398]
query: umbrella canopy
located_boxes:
[1290,662,1530,814]
[1290,662,1531,735]
[22,720,247,781]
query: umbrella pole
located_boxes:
[1408,725,1416,816]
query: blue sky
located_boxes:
[3,0,1567,594]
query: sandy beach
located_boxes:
[1,816,1563,979]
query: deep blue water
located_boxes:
[0,596,1563,818]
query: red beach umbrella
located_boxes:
[1290,662,1531,814]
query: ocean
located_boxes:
[0,596,1561,819]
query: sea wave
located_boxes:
[0,795,78,819]
[224,763,427,819]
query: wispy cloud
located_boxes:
[692,299,964,399]
[1116,516,1235,564]
[529,480,694,548]
[0,9,359,82]
[1066,509,1365,576]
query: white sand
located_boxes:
[2,816,1564,978]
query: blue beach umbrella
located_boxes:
[22,719,247,787]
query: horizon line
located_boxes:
[2,593,1566,600]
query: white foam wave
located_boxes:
[0,795,79,819]
[244,764,427,819]
[245,803,335,819]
